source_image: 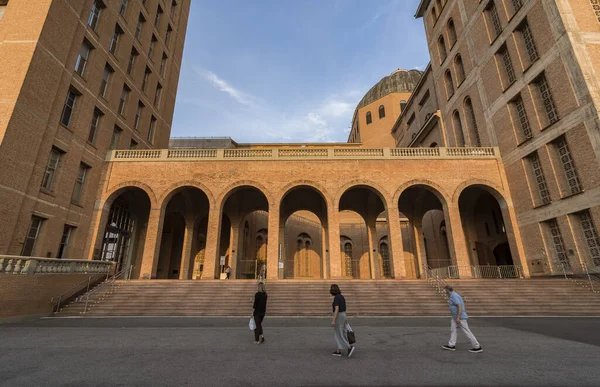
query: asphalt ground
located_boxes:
[1,317,599,386]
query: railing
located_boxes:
[557,262,600,294]
[422,264,449,299]
[0,256,113,275]
[107,147,500,162]
[426,265,524,279]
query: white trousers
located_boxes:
[449,318,480,348]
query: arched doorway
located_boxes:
[157,212,185,279]
[493,242,513,266]
[339,210,370,279]
[237,211,268,279]
[98,187,151,278]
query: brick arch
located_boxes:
[334,179,391,210]
[393,179,451,209]
[103,181,158,209]
[278,180,333,207]
[451,179,508,207]
[157,180,216,210]
[216,180,272,212]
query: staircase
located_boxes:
[54,278,600,317]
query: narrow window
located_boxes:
[545,219,569,266]
[88,0,104,31]
[75,40,93,76]
[142,66,151,92]
[378,105,385,119]
[57,225,75,258]
[148,115,157,143]
[110,25,124,54]
[60,89,78,127]
[464,97,481,146]
[154,83,163,106]
[447,19,457,47]
[455,54,465,84]
[512,95,532,141]
[166,25,173,47]
[453,110,465,146]
[99,64,114,98]
[517,20,539,65]
[130,139,138,149]
[110,126,123,150]
[42,148,61,191]
[88,108,103,144]
[149,35,157,60]
[136,14,146,40]
[366,111,372,125]
[554,136,582,195]
[486,1,502,39]
[526,152,551,205]
[160,53,168,76]
[533,74,558,127]
[127,47,138,75]
[498,44,516,86]
[134,101,144,130]
[438,35,447,63]
[444,70,454,99]
[431,7,438,25]
[155,5,163,28]
[119,85,130,116]
[71,163,90,204]
[119,0,128,17]
[380,242,390,278]
[577,210,600,266]
[171,0,177,16]
[407,113,415,126]
[21,216,44,256]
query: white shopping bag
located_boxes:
[249,316,256,331]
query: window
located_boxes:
[134,101,144,130]
[431,6,438,25]
[160,53,168,76]
[148,115,156,143]
[512,0,523,12]
[110,126,123,150]
[57,225,75,259]
[75,40,93,76]
[154,82,162,106]
[60,89,78,127]
[513,95,533,142]
[42,148,61,191]
[554,136,582,195]
[444,70,454,99]
[407,113,415,126]
[400,100,407,112]
[88,108,103,144]
[378,105,385,119]
[72,163,90,204]
[418,90,430,108]
[526,152,551,206]
[545,218,568,266]
[136,14,146,40]
[464,98,481,146]
[119,0,128,17]
[127,47,138,75]
[453,110,465,146]
[366,111,372,125]
[455,54,466,84]
[447,19,457,47]
[88,0,104,31]
[130,139,138,149]
[21,216,44,257]
[498,45,516,86]
[119,85,130,116]
[171,0,177,16]
[486,1,502,39]
[533,74,558,127]
[110,25,124,54]
[576,210,600,266]
[165,25,173,47]
[517,20,539,65]
[149,35,157,60]
[380,241,390,278]
[99,64,113,98]
[155,5,163,28]
[142,66,151,92]
[438,35,447,63]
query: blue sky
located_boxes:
[171,0,430,143]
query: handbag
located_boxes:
[249,316,256,331]
[346,322,356,344]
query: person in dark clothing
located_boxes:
[330,284,355,358]
[252,282,268,344]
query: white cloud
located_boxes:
[194,67,253,106]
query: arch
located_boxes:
[393,180,451,209]
[378,105,386,119]
[278,180,333,208]
[366,111,372,124]
[216,180,272,211]
[447,18,457,47]
[335,180,391,210]
[104,181,158,209]
[438,35,447,63]
[444,69,454,98]
[455,54,465,84]
[451,179,508,206]
[157,180,215,209]
[430,142,438,148]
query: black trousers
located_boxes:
[254,314,265,341]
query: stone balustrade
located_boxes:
[107,147,500,162]
[0,256,113,275]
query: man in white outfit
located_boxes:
[442,285,483,353]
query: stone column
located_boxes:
[413,218,427,278]
[84,203,110,261]
[445,205,473,278]
[179,217,195,280]
[321,223,329,279]
[229,216,241,279]
[266,200,280,280]
[139,207,165,279]
[502,206,530,278]
[202,205,221,280]
[327,205,342,279]
[366,219,380,279]
[386,207,406,279]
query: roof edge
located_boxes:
[415,0,431,18]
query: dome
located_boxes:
[355,69,423,110]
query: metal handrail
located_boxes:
[51,272,109,313]
[557,262,600,294]
[422,264,449,299]
[81,265,133,314]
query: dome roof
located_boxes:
[356,69,423,110]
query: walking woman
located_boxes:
[330,284,355,357]
[252,282,267,344]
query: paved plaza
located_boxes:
[1,317,600,386]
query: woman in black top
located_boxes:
[330,284,355,357]
[253,282,267,344]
